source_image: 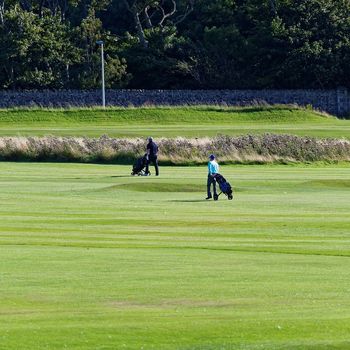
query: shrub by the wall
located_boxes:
[0,134,349,164]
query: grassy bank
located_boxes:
[0,105,349,138]
[0,134,349,164]
[1,162,350,349]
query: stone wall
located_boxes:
[0,88,349,116]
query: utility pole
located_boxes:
[96,40,106,107]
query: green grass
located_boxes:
[0,106,349,138]
[1,162,350,349]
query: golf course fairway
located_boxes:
[1,162,350,349]
[0,106,349,139]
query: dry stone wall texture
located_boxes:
[0,89,348,116]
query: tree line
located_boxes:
[0,0,349,90]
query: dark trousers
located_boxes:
[146,155,159,175]
[207,175,217,197]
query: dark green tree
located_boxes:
[1,0,350,89]
[0,6,78,88]
[71,9,130,88]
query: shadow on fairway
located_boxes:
[169,199,207,203]
[110,175,133,178]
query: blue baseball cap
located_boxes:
[209,154,215,160]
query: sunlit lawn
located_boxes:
[0,106,349,138]
[1,162,350,349]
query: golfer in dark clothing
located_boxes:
[145,137,159,176]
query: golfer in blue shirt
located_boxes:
[206,154,219,200]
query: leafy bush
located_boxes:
[0,134,349,164]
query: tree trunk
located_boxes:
[122,0,149,48]
[60,0,68,22]
[38,0,45,18]
[269,0,277,16]
[131,6,148,48]
[0,0,4,25]
[143,6,152,29]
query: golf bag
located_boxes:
[131,154,149,176]
[214,173,233,200]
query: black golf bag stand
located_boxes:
[213,174,233,200]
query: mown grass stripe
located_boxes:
[1,162,350,349]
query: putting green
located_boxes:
[1,162,350,349]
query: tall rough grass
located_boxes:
[0,134,349,164]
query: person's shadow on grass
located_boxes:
[111,175,133,178]
[168,199,208,203]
